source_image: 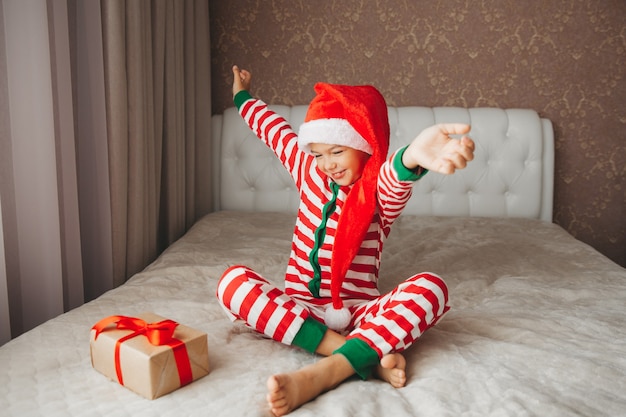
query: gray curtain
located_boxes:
[0,0,212,343]
[101,0,212,288]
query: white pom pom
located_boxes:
[324,306,351,332]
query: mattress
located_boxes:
[2,210,625,416]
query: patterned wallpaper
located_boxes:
[209,0,626,267]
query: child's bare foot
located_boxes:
[266,354,355,416]
[375,352,407,388]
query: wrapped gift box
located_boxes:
[90,312,209,399]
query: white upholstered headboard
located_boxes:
[211,106,554,222]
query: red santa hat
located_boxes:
[298,83,390,331]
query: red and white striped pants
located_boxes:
[216,265,449,359]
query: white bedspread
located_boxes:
[2,211,625,416]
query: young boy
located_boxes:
[217,66,475,416]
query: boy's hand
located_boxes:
[232,65,252,98]
[403,124,475,175]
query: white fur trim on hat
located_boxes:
[298,118,373,155]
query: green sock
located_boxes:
[291,316,328,353]
[333,338,380,380]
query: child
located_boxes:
[217,66,475,416]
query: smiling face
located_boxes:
[309,143,371,186]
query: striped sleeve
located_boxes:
[236,92,307,187]
[377,147,428,228]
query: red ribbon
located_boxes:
[92,315,193,387]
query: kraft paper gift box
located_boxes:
[90,312,210,399]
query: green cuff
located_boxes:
[333,338,380,380]
[291,316,328,353]
[394,146,429,181]
[234,90,253,109]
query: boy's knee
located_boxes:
[403,272,449,316]
[407,272,448,294]
[216,265,249,301]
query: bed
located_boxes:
[2,104,625,417]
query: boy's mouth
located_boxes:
[330,170,346,180]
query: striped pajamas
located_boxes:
[216,92,449,377]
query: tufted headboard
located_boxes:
[211,106,554,222]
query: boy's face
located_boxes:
[309,143,371,186]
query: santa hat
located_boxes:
[298,83,390,331]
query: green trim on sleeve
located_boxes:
[233,90,253,109]
[291,316,328,353]
[333,337,380,380]
[394,146,429,182]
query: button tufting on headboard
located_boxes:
[212,105,554,221]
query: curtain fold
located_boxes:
[73,0,115,302]
[1,0,67,338]
[48,0,85,312]
[0,0,212,342]
[102,0,212,285]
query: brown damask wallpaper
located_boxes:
[209,0,626,267]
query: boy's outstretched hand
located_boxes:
[403,123,475,175]
[232,65,252,98]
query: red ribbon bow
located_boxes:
[92,315,193,387]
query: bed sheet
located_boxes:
[1,211,625,416]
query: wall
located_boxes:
[209,0,625,267]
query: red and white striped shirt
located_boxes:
[237,94,423,310]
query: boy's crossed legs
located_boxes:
[217,266,448,416]
[266,327,407,416]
